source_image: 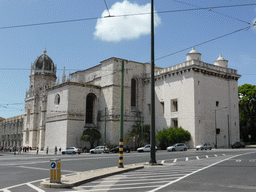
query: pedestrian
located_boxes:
[55,146,57,155]
[59,147,61,152]
[36,147,39,154]
[46,146,49,155]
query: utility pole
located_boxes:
[150,0,156,164]
[118,60,124,168]
[104,107,107,152]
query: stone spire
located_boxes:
[62,66,66,83]
[186,47,201,61]
[214,54,228,68]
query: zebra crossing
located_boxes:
[70,154,230,192]
[160,153,226,164]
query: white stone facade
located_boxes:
[22,48,241,151]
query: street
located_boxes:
[0,148,255,192]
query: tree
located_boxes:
[81,128,101,149]
[238,84,256,143]
[124,122,150,148]
[156,127,191,149]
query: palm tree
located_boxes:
[81,128,101,149]
[124,122,150,148]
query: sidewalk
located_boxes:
[40,164,144,188]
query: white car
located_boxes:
[167,143,188,152]
[89,146,109,154]
[62,147,82,155]
[196,143,212,150]
[137,144,157,152]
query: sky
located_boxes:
[0,0,256,119]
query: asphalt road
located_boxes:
[0,148,255,192]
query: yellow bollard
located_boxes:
[50,159,61,183]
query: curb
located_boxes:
[40,164,144,188]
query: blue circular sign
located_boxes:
[51,162,56,169]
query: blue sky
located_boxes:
[0,0,256,119]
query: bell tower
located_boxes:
[23,49,57,150]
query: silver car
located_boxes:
[62,147,82,154]
[137,144,157,152]
[89,146,109,154]
[167,143,188,152]
[196,143,212,150]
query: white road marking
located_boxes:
[161,160,165,164]
[223,154,226,156]
[206,155,209,158]
[173,159,177,163]
[149,152,256,192]
[26,183,45,192]
[236,159,241,162]
[215,154,218,157]
[185,157,188,161]
[196,156,199,160]
[17,165,78,173]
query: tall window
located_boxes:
[131,78,136,107]
[171,99,178,112]
[86,94,95,124]
[27,109,30,123]
[171,118,178,127]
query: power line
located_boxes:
[154,26,250,62]
[171,0,251,25]
[0,4,255,30]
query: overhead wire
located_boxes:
[171,0,251,25]
[0,4,255,30]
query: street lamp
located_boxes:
[215,106,227,149]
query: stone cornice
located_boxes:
[143,60,241,83]
[47,81,101,91]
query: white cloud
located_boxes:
[94,0,161,42]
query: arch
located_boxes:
[54,94,60,105]
[131,78,137,107]
[86,93,96,124]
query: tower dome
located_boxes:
[33,49,55,71]
[186,47,201,61]
[214,55,228,68]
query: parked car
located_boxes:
[196,143,212,150]
[167,143,188,152]
[89,146,110,154]
[110,145,130,153]
[231,142,246,149]
[137,144,157,152]
[62,147,82,155]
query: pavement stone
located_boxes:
[40,164,144,188]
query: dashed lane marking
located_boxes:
[196,156,199,160]
[185,157,188,161]
[206,155,209,158]
[173,159,177,163]
[26,183,45,192]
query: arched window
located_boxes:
[86,94,96,124]
[54,94,60,105]
[131,78,136,107]
[27,109,30,123]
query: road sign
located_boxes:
[50,162,56,169]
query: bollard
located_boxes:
[50,159,61,183]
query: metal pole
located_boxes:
[104,107,107,152]
[227,114,230,148]
[118,60,124,168]
[150,0,156,164]
[215,109,217,149]
[141,119,144,146]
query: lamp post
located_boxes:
[215,106,227,149]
